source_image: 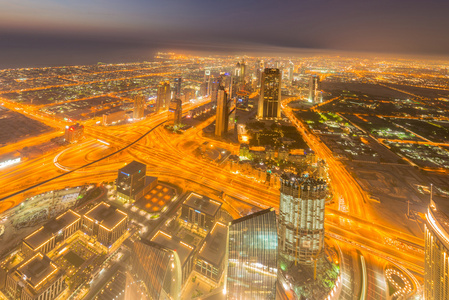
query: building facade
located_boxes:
[131,239,182,300]
[215,86,229,137]
[257,68,281,120]
[168,98,182,126]
[278,175,327,265]
[425,202,449,300]
[133,94,145,120]
[308,75,320,103]
[116,160,147,202]
[226,208,278,299]
[64,123,84,143]
[157,81,171,113]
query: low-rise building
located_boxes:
[82,202,128,248]
[180,193,222,232]
[22,210,81,257]
[195,222,227,283]
[6,253,65,300]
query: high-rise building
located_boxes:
[65,123,84,143]
[278,174,327,265]
[215,86,229,137]
[116,160,146,202]
[156,81,171,113]
[169,98,183,126]
[308,75,321,103]
[133,94,145,120]
[210,77,221,104]
[226,208,278,299]
[257,68,282,120]
[131,239,182,300]
[234,61,246,84]
[287,62,294,85]
[174,77,182,96]
[425,201,449,300]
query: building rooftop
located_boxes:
[151,230,194,267]
[16,253,62,292]
[84,202,128,230]
[134,182,176,213]
[23,210,81,250]
[230,208,274,226]
[197,222,227,268]
[119,160,146,176]
[183,193,222,217]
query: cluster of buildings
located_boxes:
[3,202,129,300]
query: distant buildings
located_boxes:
[278,174,327,265]
[234,61,246,84]
[133,94,145,120]
[308,75,321,103]
[169,98,183,126]
[425,201,449,300]
[6,253,65,300]
[257,68,281,120]
[102,110,126,126]
[215,86,229,137]
[131,239,182,300]
[226,208,278,299]
[64,123,84,143]
[157,81,171,113]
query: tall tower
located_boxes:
[156,81,171,113]
[308,75,320,103]
[131,239,182,300]
[278,174,327,265]
[168,98,182,126]
[257,68,282,120]
[174,77,182,96]
[226,208,278,299]
[210,77,221,104]
[287,62,294,85]
[133,94,145,120]
[215,86,229,137]
[425,201,449,300]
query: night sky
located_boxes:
[1,0,449,67]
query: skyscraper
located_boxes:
[257,68,281,120]
[234,61,246,84]
[425,201,449,300]
[131,239,182,300]
[133,94,145,119]
[287,62,294,85]
[215,86,229,137]
[210,77,221,104]
[156,81,171,113]
[308,75,320,103]
[174,77,182,96]
[278,174,327,265]
[168,98,182,126]
[226,208,278,300]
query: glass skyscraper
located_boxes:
[226,208,278,300]
[257,68,281,120]
[425,202,449,300]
